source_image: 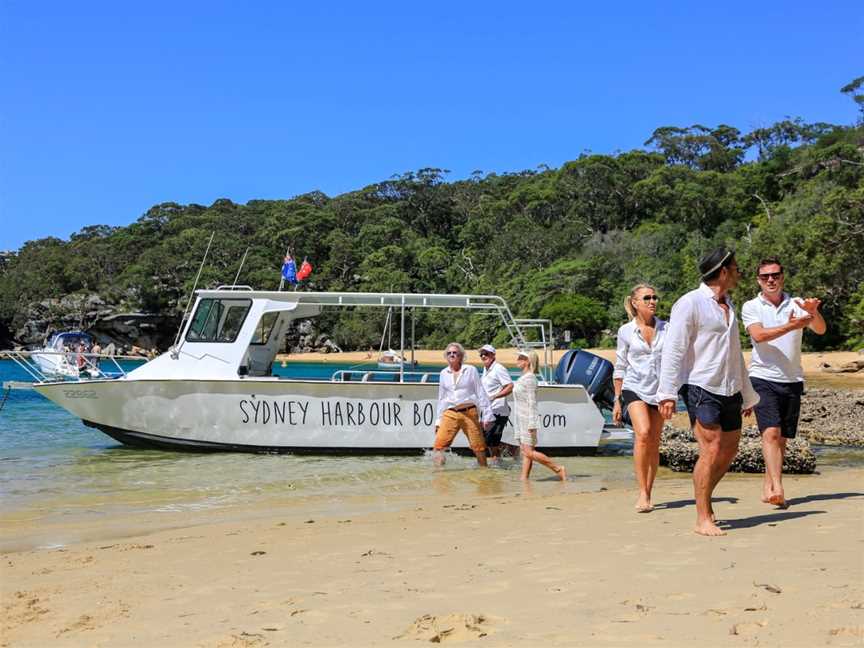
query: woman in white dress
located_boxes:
[512,350,566,481]
[612,283,667,512]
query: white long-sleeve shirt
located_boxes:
[613,318,667,405]
[657,283,759,409]
[511,372,540,434]
[435,364,494,426]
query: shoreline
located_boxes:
[2,466,862,646]
[277,349,864,390]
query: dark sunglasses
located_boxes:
[479,352,490,357]
[446,351,461,357]
[641,295,659,302]
[757,272,783,281]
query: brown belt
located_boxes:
[449,405,476,413]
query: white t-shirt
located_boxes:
[613,318,667,405]
[481,361,513,417]
[741,292,806,383]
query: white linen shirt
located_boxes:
[742,292,806,383]
[657,283,759,409]
[613,318,667,405]
[435,364,495,427]
[481,361,513,416]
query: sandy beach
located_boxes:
[2,467,862,647]
[2,349,862,647]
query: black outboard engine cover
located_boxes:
[554,349,615,411]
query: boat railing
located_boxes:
[0,349,151,385]
[331,369,438,384]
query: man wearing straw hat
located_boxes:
[657,248,760,536]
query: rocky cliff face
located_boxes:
[8,293,341,354]
[12,293,178,352]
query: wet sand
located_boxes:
[2,467,862,647]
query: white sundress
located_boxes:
[510,372,540,446]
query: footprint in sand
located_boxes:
[395,613,496,642]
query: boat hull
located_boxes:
[35,378,606,453]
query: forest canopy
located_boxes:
[2,84,863,351]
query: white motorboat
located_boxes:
[7,289,626,453]
[30,331,100,379]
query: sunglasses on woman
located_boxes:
[642,295,659,302]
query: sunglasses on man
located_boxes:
[446,351,461,357]
[757,272,783,281]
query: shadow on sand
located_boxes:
[784,491,864,507]
[720,509,826,530]
[653,496,738,511]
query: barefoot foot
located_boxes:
[694,520,726,536]
[768,493,788,508]
[555,466,567,482]
[636,494,653,513]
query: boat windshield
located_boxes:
[50,333,92,350]
[186,298,252,343]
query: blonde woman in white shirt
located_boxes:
[513,350,566,481]
[613,283,666,513]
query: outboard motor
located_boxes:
[554,349,615,411]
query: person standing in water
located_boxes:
[613,284,667,513]
[742,257,826,508]
[478,344,513,463]
[432,342,494,467]
[657,248,759,536]
[512,350,566,481]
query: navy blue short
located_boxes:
[685,384,743,432]
[484,414,510,447]
[751,377,804,439]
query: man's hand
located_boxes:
[483,421,493,432]
[612,401,622,425]
[795,297,822,317]
[742,407,754,418]
[658,399,676,420]
[787,310,813,331]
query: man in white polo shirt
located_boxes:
[478,344,514,462]
[742,257,826,509]
[658,248,760,537]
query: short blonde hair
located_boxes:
[444,342,465,359]
[624,283,657,320]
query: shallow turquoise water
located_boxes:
[0,359,639,550]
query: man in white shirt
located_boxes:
[658,248,760,536]
[433,342,495,467]
[742,257,826,509]
[478,344,514,461]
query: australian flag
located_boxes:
[281,256,297,284]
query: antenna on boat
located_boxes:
[170,231,215,359]
[232,246,250,287]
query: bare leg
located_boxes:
[520,444,534,480]
[692,422,736,536]
[473,449,488,467]
[761,427,787,506]
[629,403,663,512]
[524,447,566,480]
[432,449,446,467]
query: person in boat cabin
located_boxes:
[657,248,760,537]
[613,283,667,513]
[433,342,495,467]
[478,344,514,463]
[741,256,826,509]
[512,350,567,481]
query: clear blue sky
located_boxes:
[1,1,861,250]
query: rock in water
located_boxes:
[659,425,816,474]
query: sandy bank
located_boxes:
[278,349,864,390]
[3,468,862,647]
